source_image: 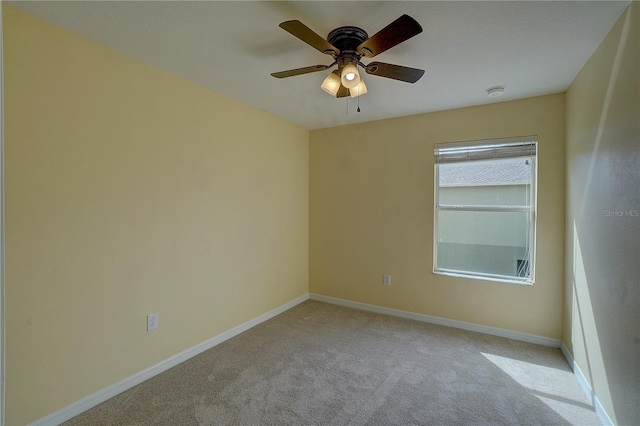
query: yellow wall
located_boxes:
[564,3,639,424]
[3,6,309,424]
[310,94,565,339]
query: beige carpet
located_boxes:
[64,300,600,425]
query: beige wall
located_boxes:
[564,3,639,424]
[310,94,565,339]
[3,6,309,424]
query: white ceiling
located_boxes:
[11,1,629,130]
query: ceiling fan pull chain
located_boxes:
[357,86,361,112]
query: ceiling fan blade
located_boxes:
[271,64,330,79]
[280,20,340,56]
[365,62,425,83]
[336,85,349,98]
[357,15,422,58]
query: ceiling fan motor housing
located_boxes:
[327,27,369,58]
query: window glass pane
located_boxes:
[436,210,532,278]
[438,157,533,207]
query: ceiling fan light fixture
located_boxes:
[272,15,426,101]
[321,72,341,96]
[349,80,368,98]
[341,64,360,89]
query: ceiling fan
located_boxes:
[271,15,425,98]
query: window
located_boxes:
[433,137,537,284]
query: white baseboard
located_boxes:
[36,293,612,426]
[560,343,613,426]
[31,293,310,426]
[309,293,561,347]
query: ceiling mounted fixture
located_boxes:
[271,15,425,99]
[487,86,505,97]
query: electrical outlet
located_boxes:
[383,274,391,286]
[147,313,158,331]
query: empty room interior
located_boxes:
[2,1,639,425]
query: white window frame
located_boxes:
[433,136,538,285]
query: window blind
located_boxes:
[434,136,537,164]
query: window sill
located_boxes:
[433,269,534,285]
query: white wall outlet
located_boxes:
[147,313,158,331]
[383,274,391,286]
